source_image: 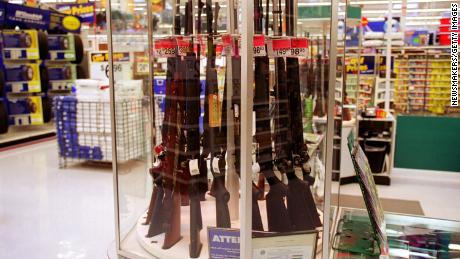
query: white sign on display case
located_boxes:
[89,51,132,81]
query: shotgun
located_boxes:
[184,0,204,256]
[284,0,322,231]
[203,1,231,228]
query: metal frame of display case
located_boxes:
[106,0,341,258]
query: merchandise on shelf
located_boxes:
[46,64,77,91]
[1,30,48,61]
[393,49,454,115]
[7,95,51,125]
[1,62,47,94]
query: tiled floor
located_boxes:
[0,140,115,259]
[0,139,459,259]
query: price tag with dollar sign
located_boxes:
[290,37,308,57]
[154,37,177,58]
[267,37,291,58]
[253,34,266,57]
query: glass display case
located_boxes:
[106,0,346,257]
[332,207,460,259]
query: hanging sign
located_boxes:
[49,11,82,33]
[56,3,96,24]
[133,52,149,77]
[89,52,131,81]
[5,3,50,30]
[346,55,376,75]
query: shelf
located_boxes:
[428,85,450,88]
[394,66,426,68]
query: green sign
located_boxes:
[298,5,361,19]
[298,6,331,19]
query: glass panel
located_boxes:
[248,0,342,257]
[107,0,152,257]
[109,0,243,257]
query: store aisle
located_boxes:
[0,140,115,259]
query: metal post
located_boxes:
[240,0,254,256]
[355,13,363,142]
[400,0,407,32]
[106,0,121,254]
[226,0,240,221]
[323,0,340,257]
[147,0,155,165]
[385,0,393,111]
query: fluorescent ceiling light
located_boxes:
[362,8,449,14]
[349,0,452,4]
[134,7,145,11]
[406,21,440,25]
[298,2,332,6]
[393,3,418,9]
[449,244,460,251]
[406,16,442,20]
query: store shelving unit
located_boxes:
[386,46,455,115]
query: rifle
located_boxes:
[253,0,292,233]
[161,0,184,249]
[146,25,181,238]
[184,0,204,256]
[284,0,322,231]
[203,1,231,228]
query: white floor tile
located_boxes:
[0,140,115,259]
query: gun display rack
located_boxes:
[106,0,341,258]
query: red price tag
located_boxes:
[267,37,291,57]
[215,44,223,56]
[253,34,266,57]
[290,37,308,57]
[154,38,177,57]
[221,34,233,56]
[176,36,192,56]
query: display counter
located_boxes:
[331,207,460,259]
